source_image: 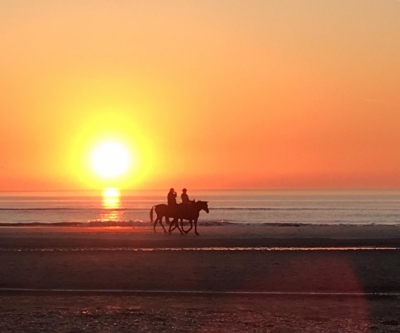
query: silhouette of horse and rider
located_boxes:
[150,188,209,235]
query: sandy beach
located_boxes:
[1,225,400,332]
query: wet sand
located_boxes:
[1,224,400,248]
[1,225,400,332]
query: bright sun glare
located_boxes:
[91,141,130,178]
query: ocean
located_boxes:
[0,189,400,227]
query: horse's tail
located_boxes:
[150,206,155,223]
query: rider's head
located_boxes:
[182,188,187,193]
[170,188,175,192]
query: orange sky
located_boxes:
[1,1,400,191]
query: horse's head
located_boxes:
[197,200,209,213]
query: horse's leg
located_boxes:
[168,217,183,234]
[185,219,193,234]
[180,218,186,233]
[194,218,199,235]
[168,217,175,233]
[153,217,159,232]
[175,219,184,235]
[167,215,176,232]
[168,216,177,233]
[159,216,167,233]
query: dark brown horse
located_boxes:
[168,201,209,235]
[150,204,184,234]
[150,201,209,235]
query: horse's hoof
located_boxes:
[195,232,200,236]
[184,231,189,235]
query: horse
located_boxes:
[168,201,209,235]
[150,204,184,234]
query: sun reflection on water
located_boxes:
[100,188,123,222]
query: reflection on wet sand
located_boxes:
[100,188,123,222]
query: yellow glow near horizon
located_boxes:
[103,187,120,197]
[68,111,153,190]
[102,187,121,209]
[91,141,130,179]
[101,187,122,221]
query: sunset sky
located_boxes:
[1,0,399,191]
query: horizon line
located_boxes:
[2,187,400,193]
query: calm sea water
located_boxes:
[0,190,400,226]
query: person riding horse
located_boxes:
[181,188,191,204]
[150,200,209,235]
[167,188,177,216]
[180,188,192,217]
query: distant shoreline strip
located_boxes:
[0,246,398,252]
[1,222,399,227]
[1,288,399,297]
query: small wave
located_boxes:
[85,220,147,227]
[0,208,145,211]
[210,207,392,211]
[0,220,148,227]
[212,207,331,211]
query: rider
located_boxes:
[168,188,177,207]
[167,188,178,226]
[181,188,190,204]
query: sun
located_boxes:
[91,141,130,178]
